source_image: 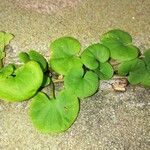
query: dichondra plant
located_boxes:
[0,29,150,134]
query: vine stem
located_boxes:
[53,79,64,83]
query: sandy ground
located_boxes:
[0,0,150,149]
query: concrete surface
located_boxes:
[0,0,150,149]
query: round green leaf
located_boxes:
[101,29,139,61]
[29,90,79,133]
[49,37,82,75]
[0,61,43,102]
[81,43,110,69]
[118,58,138,76]
[64,68,99,98]
[94,62,114,80]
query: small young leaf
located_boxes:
[118,58,138,76]
[29,90,79,133]
[50,37,82,75]
[64,67,99,98]
[0,61,43,102]
[81,43,110,69]
[28,50,48,72]
[0,32,14,68]
[94,62,113,80]
[18,52,30,63]
[101,29,139,61]
[0,32,14,56]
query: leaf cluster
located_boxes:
[0,29,149,134]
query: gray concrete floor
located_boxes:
[0,0,150,149]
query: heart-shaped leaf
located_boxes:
[64,68,99,98]
[94,62,114,80]
[101,29,139,61]
[0,61,43,102]
[49,37,82,75]
[118,58,138,76]
[29,90,79,133]
[81,43,110,69]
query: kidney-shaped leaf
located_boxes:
[101,29,139,61]
[64,68,99,98]
[29,90,79,133]
[94,62,114,80]
[49,37,82,75]
[0,61,43,102]
[81,43,110,69]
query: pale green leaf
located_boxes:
[29,90,79,133]
[0,61,43,102]
[50,37,82,75]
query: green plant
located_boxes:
[0,29,149,133]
